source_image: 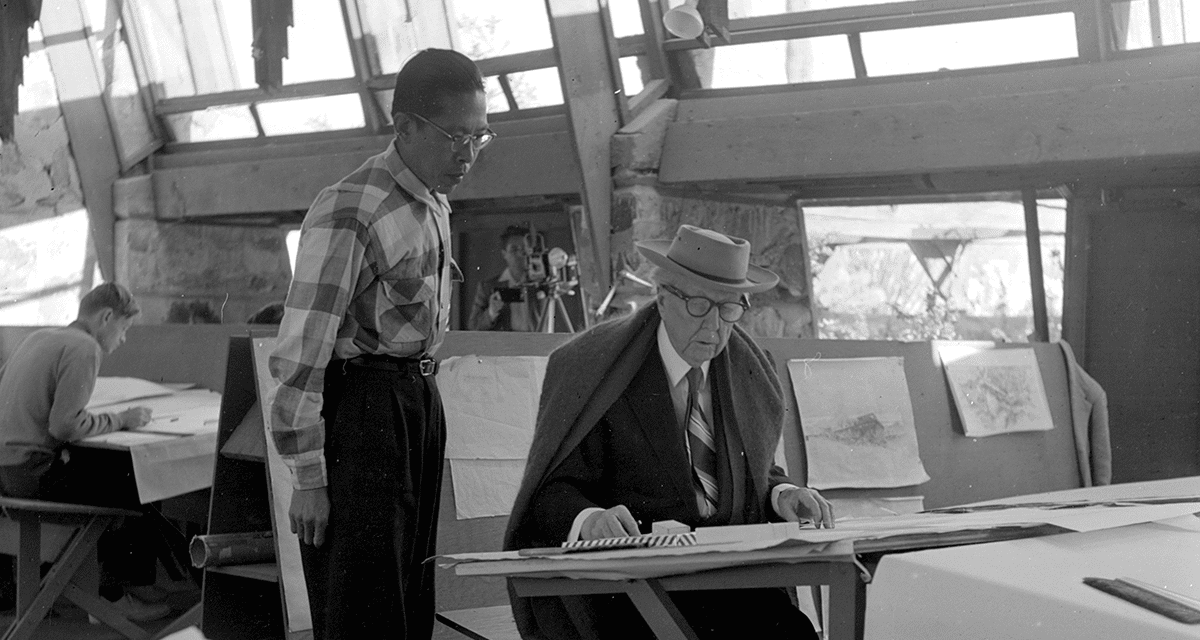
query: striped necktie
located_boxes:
[685,367,718,517]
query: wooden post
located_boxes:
[1023,188,1050,342]
[545,0,627,294]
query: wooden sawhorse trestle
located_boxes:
[0,496,149,640]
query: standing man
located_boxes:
[269,49,493,639]
[505,225,833,639]
[468,225,537,331]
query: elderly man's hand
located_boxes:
[580,505,640,540]
[778,487,835,529]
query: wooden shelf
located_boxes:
[207,563,279,583]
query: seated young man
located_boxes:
[0,282,170,622]
[505,225,834,639]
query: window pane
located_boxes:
[610,0,646,38]
[1111,0,1199,51]
[453,0,553,59]
[506,68,564,109]
[724,0,926,19]
[483,76,512,113]
[164,106,258,143]
[807,200,1066,342]
[374,90,394,122]
[861,13,1078,77]
[283,0,355,84]
[703,35,854,89]
[620,56,646,97]
[257,94,365,136]
[354,0,426,77]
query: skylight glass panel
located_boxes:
[283,0,355,84]
[504,68,565,109]
[126,0,257,98]
[610,0,647,37]
[453,0,554,59]
[704,36,855,89]
[861,13,1079,76]
[164,106,257,143]
[257,94,365,136]
[1110,0,1199,51]
[724,0,924,19]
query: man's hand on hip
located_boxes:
[290,486,330,547]
[778,487,835,529]
[580,505,639,540]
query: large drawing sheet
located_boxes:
[87,376,176,409]
[939,345,1053,437]
[788,357,930,489]
[437,355,547,519]
[250,338,311,635]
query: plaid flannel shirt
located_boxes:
[269,142,453,490]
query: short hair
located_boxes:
[391,49,485,120]
[78,283,139,319]
[500,225,530,246]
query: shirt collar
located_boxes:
[384,139,450,213]
[656,320,709,389]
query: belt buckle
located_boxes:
[418,357,439,376]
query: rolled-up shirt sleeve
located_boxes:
[269,189,367,490]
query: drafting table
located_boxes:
[865,476,1200,640]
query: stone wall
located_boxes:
[0,25,94,325]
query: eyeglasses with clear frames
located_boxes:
[405,112,497,151]
[659,283,749,323]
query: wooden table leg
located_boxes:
[623,579,700,640]
[825,562,866,640]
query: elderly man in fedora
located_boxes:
[504,225,833,639]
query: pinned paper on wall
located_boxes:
[437,355,547,519]
[788,357,930,490]
[448,459,527,519]
[939,345,1053,437]
[437,355,547,460]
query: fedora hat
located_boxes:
[636,225,779,293]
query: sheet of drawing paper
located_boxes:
[939,346,1053,437]
[437,356,548,460]
[788,357,930,490]
[251,338,312,634]
[95,389,222,435]
[449,459,527,519]
[87,376,176,409]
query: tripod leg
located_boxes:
[556,295,575,332]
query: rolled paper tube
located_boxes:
[190,531,275,568]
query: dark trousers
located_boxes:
[0,451,158,596]
[300,360,446,640]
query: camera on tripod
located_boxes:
[493,226,581,332]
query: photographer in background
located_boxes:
[469,225,538,331]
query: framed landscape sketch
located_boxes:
[939,345,1054,437]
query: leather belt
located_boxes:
[339,354,439,376]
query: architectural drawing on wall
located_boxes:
[787,357,930,490]
[939,345,1053,437]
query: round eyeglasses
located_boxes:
[660,283,749,323]
[405,112,496,152]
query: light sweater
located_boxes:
[0,323,120,466]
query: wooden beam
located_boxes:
[39,1,122,281]
[1060,188,1096,363]
[660,54,1200,185]
[152,126,582,217]
[545,0,627,295]
[1023,188,1050,342]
